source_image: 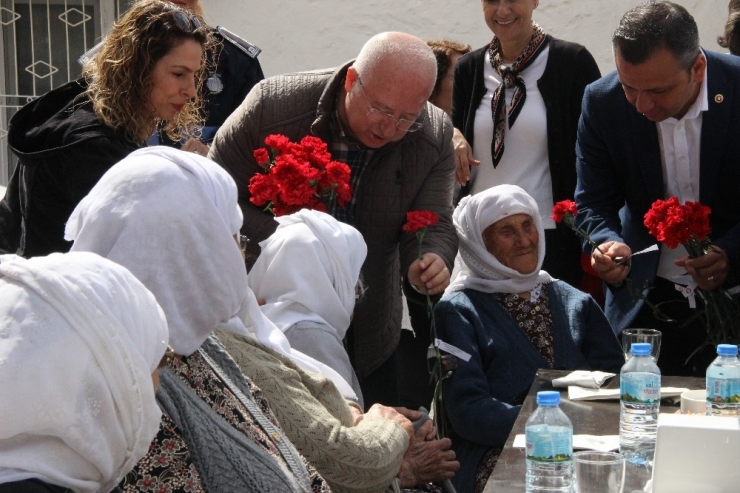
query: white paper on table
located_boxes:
[568,385,688,401]
[514,434,619,452]
[552,370,615,389]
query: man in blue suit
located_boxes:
[574,1,740,376]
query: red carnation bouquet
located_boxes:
[403,210,450,438]
[644,198,740,354]
[248,134,352,216]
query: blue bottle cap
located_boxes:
[631,343,652,356]
[717,344,739,356]
[536,391,561,406]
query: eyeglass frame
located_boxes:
[355,277,369,302]
[355,74,424,133]
[157,345,176,370]
[238,235,249,255]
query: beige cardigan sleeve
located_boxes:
[215,330,409,493]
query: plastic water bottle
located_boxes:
[525,391,573,492]
[706,344,740,416]
[619,342,660,462]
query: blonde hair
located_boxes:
[83,0,212,144]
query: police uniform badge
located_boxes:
[206,73,224,94]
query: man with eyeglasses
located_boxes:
[209,31,457,408]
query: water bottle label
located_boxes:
[706,376,740,404]
[525,424,572,462]
[620,372,661,404]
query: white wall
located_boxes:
[205,0,728,78]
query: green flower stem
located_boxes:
[416,228,447,439]
[682,234,740,356]
[563,216,605,256]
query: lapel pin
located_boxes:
[715,94,724,104]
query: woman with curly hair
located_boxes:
[153,0,265,155]
[0,0,210,258]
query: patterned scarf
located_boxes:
[489,22,550,167]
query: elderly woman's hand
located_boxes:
[453,128,480,186]
[364,404,414,440]
[408,253,451,295]
[398,419,459,486]
[181,137,209,156]
[591,241,632,285]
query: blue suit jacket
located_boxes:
[574,50,740,334]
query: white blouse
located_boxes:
[470,46,556,230]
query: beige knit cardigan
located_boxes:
[216,330,410,493]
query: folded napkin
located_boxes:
[552,370,615,389]
[514,434,619,453]
[568,386,689,401]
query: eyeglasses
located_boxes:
[157,345,175,370]
[355,280,368,302]
[356,75,424,133]
[239,235,249,255]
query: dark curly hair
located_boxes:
[83,0,213,144]
[718,0,740,55]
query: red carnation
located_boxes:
[551,200,578,224]
[321,161,351,188]
[264,134,292,153]
[253,148,270,167]
[335,182,352,207]
[248,173,279,206]
[403,211,440,234]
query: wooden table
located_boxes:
[483,369,704,493]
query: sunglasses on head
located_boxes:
[169,9,203,33]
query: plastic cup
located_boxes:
[574,451,626,493]
[622,329,661,362]
[680,389,707,414]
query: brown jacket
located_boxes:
[209,62,457,377]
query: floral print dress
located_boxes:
[120,350,330,493]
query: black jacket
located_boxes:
[0,79,138,257]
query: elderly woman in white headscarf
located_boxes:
[0,252,168,493]
[65,146,332,493]
[246,209,367,404]
[435,184,623,493]
[218,209,460,492]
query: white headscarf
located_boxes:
[66,146,249,356]
[249,209,367,341]
[446,184,553,294]
[0,252,168,493]
[65,147,358,400]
